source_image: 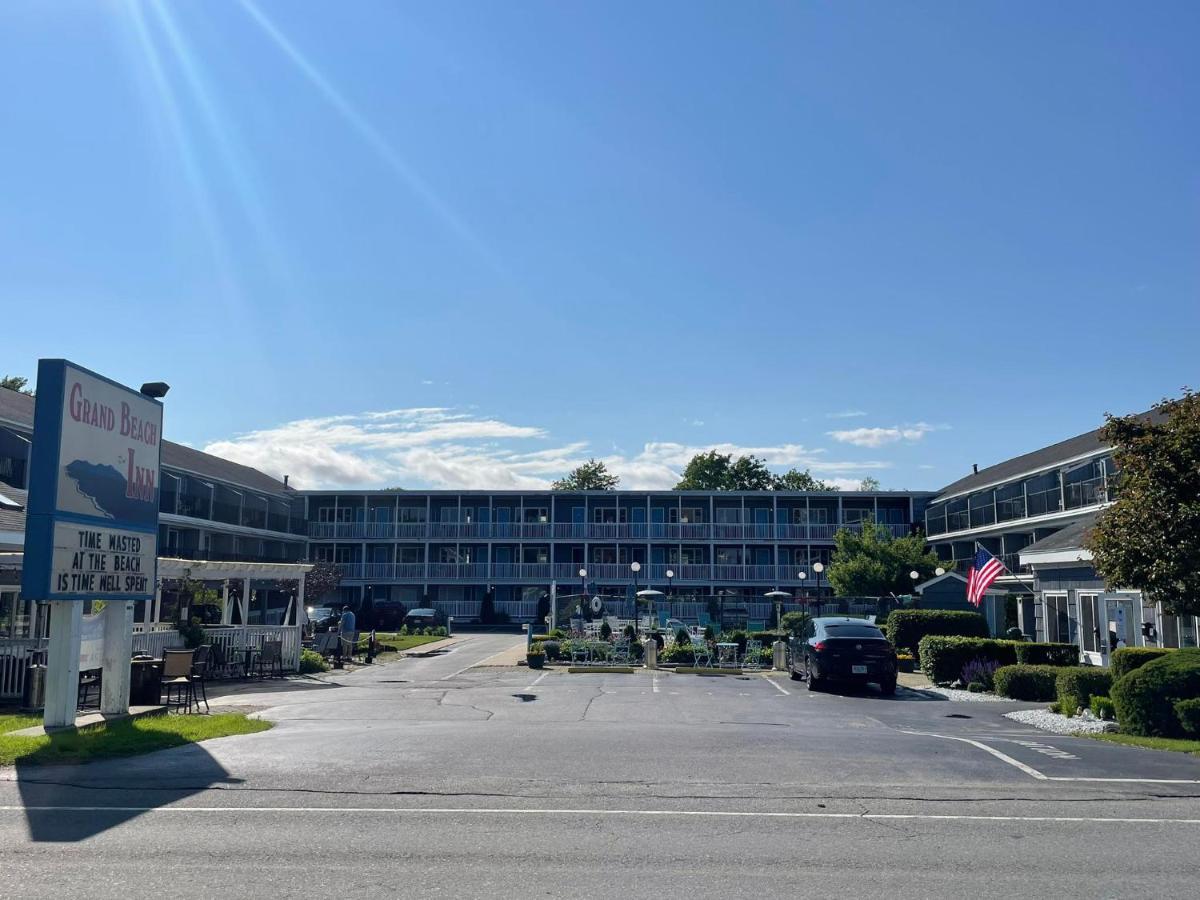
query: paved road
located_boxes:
[3,633,1199,898]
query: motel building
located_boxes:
[924,411,1199,662]
[0,383,311,704]
[303,488,934,625]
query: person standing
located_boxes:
[337,605,356,663]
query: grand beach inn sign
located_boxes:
[21,360,163,605]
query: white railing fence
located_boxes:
[199,625,302,673]
[1,639,47,701]
[131,630,185,658]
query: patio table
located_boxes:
[715,642,739,669]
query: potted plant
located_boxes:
[527,644,545,669]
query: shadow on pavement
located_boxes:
[15,740,242,842]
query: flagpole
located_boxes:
[974,540,1039,598]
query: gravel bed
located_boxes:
[917,685,1015,702]
[1005,708,1118,735]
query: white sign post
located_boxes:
[21,360,163,729]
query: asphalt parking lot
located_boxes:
[3,633,1199,898]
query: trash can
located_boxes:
[129,658,164,706]
[772,640,787,671]
[21,663,46,712]
[643,637,657,669]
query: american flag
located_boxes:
[966,547,1005,607]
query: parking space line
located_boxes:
[524,671,549,692]
[900,730,1048,780]
[762,675,790,695]
[652,674,660,694]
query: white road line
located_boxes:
[2,806,1199,825]
[1048,776,1200,784]
[652,674,660,694]
[900,730,1048,780]
[524,671,549,691]
[762,675,790,695]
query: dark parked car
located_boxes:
[788,617,897,695]
[403,607,445,630]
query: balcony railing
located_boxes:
[334,562,829,585]
[310,521,912,542]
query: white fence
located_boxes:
[1,624,303,702]
[1,639,47,701]
[198,625,302,673]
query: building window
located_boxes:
[671,507,704,524]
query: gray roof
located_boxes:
[0,485,26,533]
[934,408,1165,501]
[1022,513,1098,555]
[0,386,291,498]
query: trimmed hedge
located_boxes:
[994,664,1061,701]
[919,636,1018,685]
[1111,649,1200,737]
[1175,698,1200,736]
[1016,642,1078,666]
[1110,646,1174,680]
[1055,667,1112,717]
[918,636,1080,685]
[888,610,989,657]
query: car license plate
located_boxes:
[852,665,868,674]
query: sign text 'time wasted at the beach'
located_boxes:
[21,360,163,603]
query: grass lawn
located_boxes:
[0,712,271,767]
[361,633,447,653]
[1084,732,1200,756]
[0,714,44,735]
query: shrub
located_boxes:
[1090,695,1116,720]
[542,640,561,661]
[1005,627,1024,641]
[919,636,1018,685]
[1174,698,1200,736]
[675,627,692,647]
[961,657,1000,691]
[600,621,613,641]
[703,625,715,642]
[1056,668,1112,717]
[662,645,696,665]
[526,643,545,657]
[1110,647,1175,680]
[1016,643,1078,666]
[749,630,783,645]
[966,682,986,693]
[299,648,329,674]
[623,624,636,640]
[888,610,989,657]
[994,664,1061,701]
[1111,649,1200,737]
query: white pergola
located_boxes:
[155,558,314,627]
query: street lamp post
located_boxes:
[579,568,587,620]
[630,561,641,636]
[666,569,674,597]
[812,562,825,617]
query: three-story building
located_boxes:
[304,489,932,622]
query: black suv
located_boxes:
[788,617,897,695]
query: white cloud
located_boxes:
[827,422,945,448]
[827,409,867,419]
[204,407,894,490]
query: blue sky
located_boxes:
[2,1,1197,491]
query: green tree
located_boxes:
[675,450,740,490]
[1,375,32,395]
[827,521,947,597]
[1086,390,1200,617]
[552,458,619,490]
[774,468,837,492]
[304,560,343,605]
[858,476,881,491]
[675,451,835,491]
